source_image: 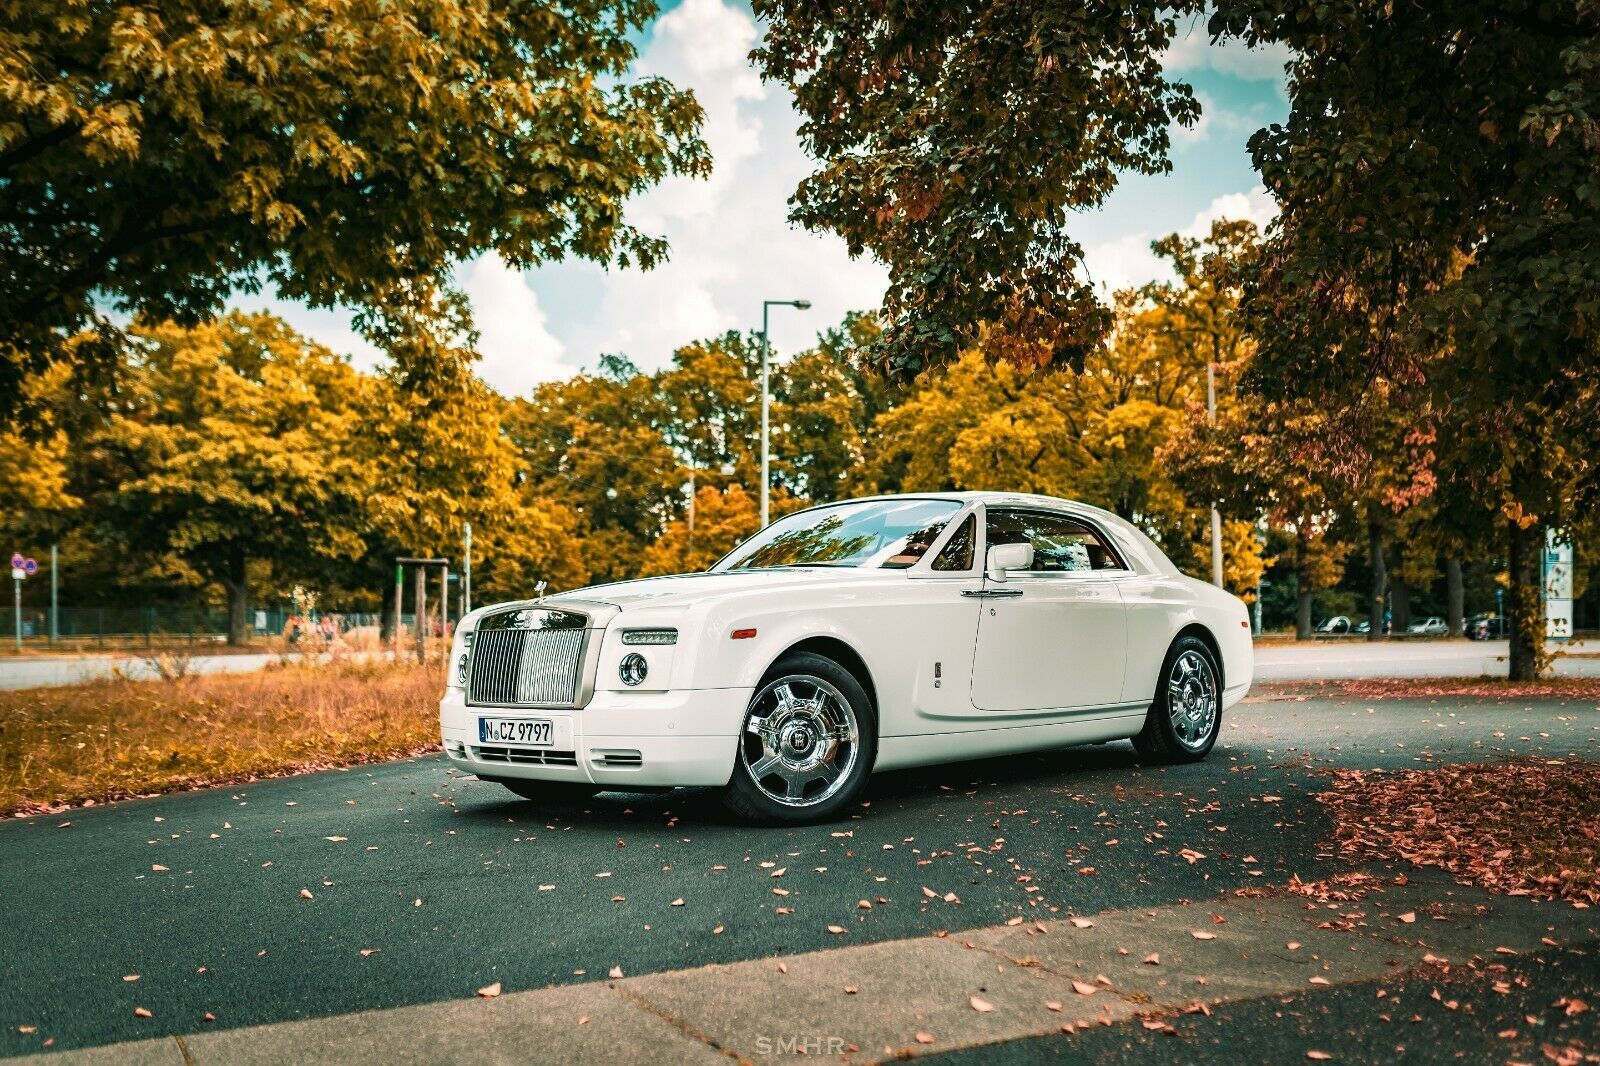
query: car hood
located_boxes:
[545,568,863,612]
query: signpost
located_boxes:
[1543,531,1574,641]
[10,552,37,651]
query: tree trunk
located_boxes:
[1445,558,1464,637]
[1507,517,1543,681]
[1366,518,1387,641]
[223,544,249,647]
[1294,528,1313,640]
[1391,576,1411,634]
[379,591,396,645]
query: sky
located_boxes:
[238,3,1290,397]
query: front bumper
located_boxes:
[439,686,752,788]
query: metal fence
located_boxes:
[0,606,399,647]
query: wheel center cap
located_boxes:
[783,724,814,755]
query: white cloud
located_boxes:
[459,255,566,397]
[1162,14,1292,83]
[1081,186,1276,293]
[522,0,888,378]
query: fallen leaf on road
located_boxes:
[1143,953,1160,965]
[1398,912,1416,924]
[844,986,858,995]
[1309,976,1330,986]
[670,898,685,907]
[922,887,938,898]
[1071,980,1097,996]
[324,836,347,842]
[151,865,168,872]
[1306,1052,1332,1061]
[970,996,994,1013]
[299,889,314,900]
[914,1032,934,1045]
[827,925,846,934]
[1190,931,1216,940]
[1045,1000,1062,1012]
[609,966,624,979]
[477,983,502,998]
[134,1008,152,1018]
[772,887,790,897]
[122,975,139,982]
[359,949,380,957]
[203,1012,215,1022]
[1069,917,1095,929]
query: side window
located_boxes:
[985,510,1126,572]
[931,514,976,571]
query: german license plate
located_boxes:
[478,717,554,747]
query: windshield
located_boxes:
[714,499,963,571]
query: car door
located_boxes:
[969,508,1129,712]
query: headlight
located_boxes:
[449,630,472,689]
[618,652,649,687]
[621,627,677,646]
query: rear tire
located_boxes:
[487,778,599,806]
[1132,635,1221,764]
[721,651,877,825]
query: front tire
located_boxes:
[1132,635,1221,763]
[722,652,877,825]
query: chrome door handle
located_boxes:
[962,589,1024,598]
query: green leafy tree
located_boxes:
[0,0,710,421]
[754,1,1203,377]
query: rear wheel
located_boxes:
[486,778,599,806]
[721,652,876,825]
[1132,635,1221,763]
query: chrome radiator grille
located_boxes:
[468,626,586,706]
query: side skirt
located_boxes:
[873,711,1147,773]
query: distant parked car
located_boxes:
[1466,614,1509,640]
[1406,616,1447,636]
[1316,616,1351,634]
[1354,618,1392,635]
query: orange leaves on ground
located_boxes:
[1318,759,1600,907]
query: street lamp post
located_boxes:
[1207,360,1224,588]
[759,298,812,528]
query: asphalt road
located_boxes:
[0,652,280,691]
[1252,637,1600,680]
[2,689,1596,1059]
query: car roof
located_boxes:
[836,490,1123,521]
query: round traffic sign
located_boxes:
[23,558,37,575]
[8,553,21,570]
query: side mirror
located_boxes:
[986,543,1034,581]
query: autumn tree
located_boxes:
[755,1,1204,377]
[1212,0,1600,675]
[508,356,681,586]
[71,314,373,643]
[355,305,588,634]
[0,0,710,422]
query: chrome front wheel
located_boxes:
[741,675,860,807]
[722,652,876,824]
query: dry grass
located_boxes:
[0,660,441,816]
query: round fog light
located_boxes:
[619,652,649,687]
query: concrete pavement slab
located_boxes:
[963,895,1414,1008]
[619,935,1139,1062]
[177,982,723,1066]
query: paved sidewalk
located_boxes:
[21,867,1594,1065]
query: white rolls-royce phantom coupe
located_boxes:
[440,492,1253,823]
